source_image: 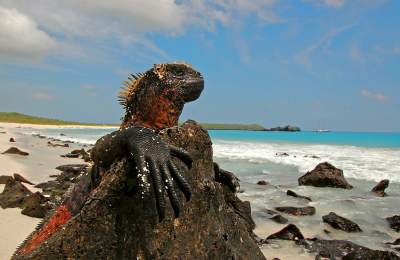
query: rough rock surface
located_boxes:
[0,175,13,184]
[13,173,34,185]
[14,121,265,260]
[286,190,312,201]
[21,192,48,218]
[303,239,399,260]
[265,224,304,241]
[2,147,29,156]
[275,206,316,216]
[371,179,390,197]
[298,162,353,189]
[322,212,362,232]
[0,179,32,208]
[387,215,400,232]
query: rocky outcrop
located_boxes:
[266,125,301,132]
[303,239,399,260]
[275,206,316,216]
[257,180,269,185]
[322,212,362,232]
[371,179,389,197]
[0,179,32,208]
[264,224,304,241]
[2,147,29,156]
[298,162,353,189]
[14,121,264,260]
[387,215,400,232]
[286,190,312,201]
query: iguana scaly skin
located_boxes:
[13,63,204,258]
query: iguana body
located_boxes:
[13,63,204,258]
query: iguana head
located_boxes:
[119,62,204,130]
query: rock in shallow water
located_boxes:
[265,224,304,241]
[14,121,265,259]
[322,212,362,232]
[303,239,399,260]
[387,215,400,232]
[286,190,312,201]
[298,162,353,189]
[264,209,288,224]
[275,206,316,216]
[371,179,390,197]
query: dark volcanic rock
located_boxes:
[15,121,265,260]
[257,180,269,185]
[213,162,240,193]
[371,179,390,197]
[276,152,290,157]
[275,206,316,216]
[265,224,304,241]
[267,125,301,132]
[0,175,13,184]
[9,137,16,142]
[0,179,32,208]
[386,215,400,232]
[61,153,80,158]
[13,173,34,185]
[55,164,88,174]
[21,192,48,218]
[264,209,288,224]
[2,147,29,156]
[304,239,399,260]
[286,190,312,201]
[322,212,362,232]
[304,154,320,159]
[298,162,353,189]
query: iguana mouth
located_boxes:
[181,77,204,102]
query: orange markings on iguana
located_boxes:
[19,205,72,255]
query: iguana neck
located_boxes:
[121,96,184,130]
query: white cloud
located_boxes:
[361,89,388,102]
[295,24,354,67]
[0,0,283,64]
[0,7,57,62]
[31,91,54,101]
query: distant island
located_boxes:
[0,112,261,131]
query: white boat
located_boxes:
[315,129,330,133]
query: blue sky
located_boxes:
[0,0,399,131]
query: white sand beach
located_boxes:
[0,123,84,259]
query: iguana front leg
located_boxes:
[91,126,192,221]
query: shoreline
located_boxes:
[0,124,86,259]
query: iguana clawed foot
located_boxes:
[91,126,192,222]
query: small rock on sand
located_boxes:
[0,179,32,208]
[13,173,34,185]
[257,180,269,185]
[9,137,16,142]
[1,147,29,156]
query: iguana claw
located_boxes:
[91,126,192,221]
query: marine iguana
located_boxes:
[13,62,204,258]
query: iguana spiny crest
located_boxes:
[119,62,204,130]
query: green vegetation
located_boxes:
[200,123,265,131]
[0,112,116,126]
[0,112,265,130]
